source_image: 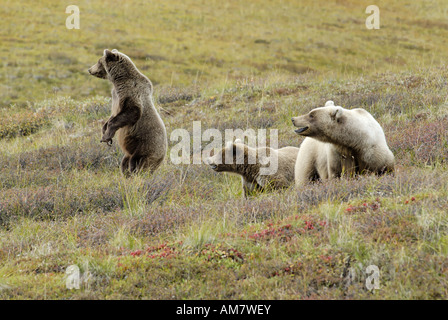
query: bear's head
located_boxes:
[88,49,136,80]
[204,139,250,173]
[291,100,345,143]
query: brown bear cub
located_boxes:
[88,49,167,175]
[204,139,299,198]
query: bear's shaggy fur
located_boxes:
[88,49,167,175]
[204,139,299,197]
[292,100,394,186]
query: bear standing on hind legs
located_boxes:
[88,49,167,176]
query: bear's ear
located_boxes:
[330,106,343,122]
[325,100,335,107]
[111,49,118,53]
[104,49,118,61]
[233,143,246,156]
[224,141,238,158]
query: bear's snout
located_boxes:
[204,157,215,166]
[204,157,219,170]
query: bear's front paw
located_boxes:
[100,137,113,146]
[101,127,116,145]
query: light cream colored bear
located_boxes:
[204,139,299,197]
[292,100,394,186]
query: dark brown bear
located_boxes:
[88,49,167,175]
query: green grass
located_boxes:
[1,0,448,300]
[2,0,448,106]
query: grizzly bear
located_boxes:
[291,100,394,186]
[204,139,299,197]
[88,49,167,175]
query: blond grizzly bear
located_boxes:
[291,101,394,186]
[204,139,299,197]
[88,49,167,175]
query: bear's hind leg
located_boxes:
[129,154,145,174]
[128,154,164,175]
[121,155,131,177]
[243,181,262,198]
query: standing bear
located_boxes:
[88,49,167,175]
[291,100,394,186]
[204,139,299,197]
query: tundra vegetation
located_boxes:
[0,0,447,299]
